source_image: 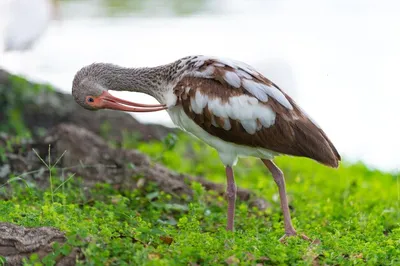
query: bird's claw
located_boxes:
[279,231,311,243]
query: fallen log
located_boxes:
[0,222,80,266]
[1,123,268,207]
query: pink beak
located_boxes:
[98,91,167,112]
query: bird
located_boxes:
[3,0,59,52]
[71,55,341,241]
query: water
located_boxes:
[1,0,399,172]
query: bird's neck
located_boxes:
[99,64,170,103]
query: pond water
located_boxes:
[1,0,400,172]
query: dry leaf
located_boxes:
[225,255,240,265]
[159,235,174,245]
[148,253,160,260]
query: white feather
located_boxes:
[223,118,231,130]
[191,97,203,114]
[242,79,269,102]
[208,98,226,117]
[224,71,241,88]
[241,120,257,134]
[195,90,208,109]
[213,58,238,69]
[261,84,293,110]
[165,88,178,107]
[236,69,252,79]
[242,79,292,109]
[258,109,276,127]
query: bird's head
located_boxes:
[72,63,167,112]
[72,75,107,111]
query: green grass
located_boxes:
[1,133,399,265]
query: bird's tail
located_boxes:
[293,118,341,168]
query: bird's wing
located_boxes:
[173,56,341,167]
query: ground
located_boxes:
[1,133,399,265]
[0,71,399,265]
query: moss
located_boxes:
[0,74,54,137]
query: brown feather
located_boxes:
[174,75,341,168]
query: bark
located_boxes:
[0,222,80,266]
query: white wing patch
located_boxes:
[224,71,241,88]
[190,92,276,134]
[188,55,293,110]
[236,69,252,79]
[242,79,269,102]
[194,90,208,110]
[241,120,258,134]
[223,118,231,130]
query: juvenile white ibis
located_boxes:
[72,55,340,240]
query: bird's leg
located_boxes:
[261,159,310,242]
[225,166,237,231]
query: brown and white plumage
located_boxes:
[72,55,341,240]
[164,56,340,167]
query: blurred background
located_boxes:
[0,0,399,172]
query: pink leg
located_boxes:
[225,166,237,231]
[262,159,307,241]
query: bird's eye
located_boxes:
[88,97,94,103]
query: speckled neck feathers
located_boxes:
[72,59,194,104]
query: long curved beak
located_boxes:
[98,91,167,112]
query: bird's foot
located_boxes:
[279,230,311,243]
